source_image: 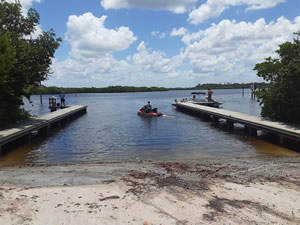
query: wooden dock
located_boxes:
[174,102,300,144]
[0,105,87,154]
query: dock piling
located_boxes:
[212,116,219,125]
[226,121,234,130]
[249,128,257,137]
[278,135,285,145]
[0,105,87,154]
[173,102,300,145]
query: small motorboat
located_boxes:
[137,107,163,116]
[189,92,223,108]
[189,99,223,108]
[191,91,206,95]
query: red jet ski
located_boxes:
[137,107,163,116]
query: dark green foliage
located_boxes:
[0,0,61,127]
[31,83,269,95]
[254,32,300,123]
[193,82,268,90]
[32,85,169,94]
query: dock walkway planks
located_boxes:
[174,102,300,142]
[0,105,87,153]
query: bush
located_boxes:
[254,32,300,123]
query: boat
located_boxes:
[191,91,206,95]
[189,92,223,108]
[189,99,223,107]
[137,107,163,116]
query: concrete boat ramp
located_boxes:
[173,102,300,145]
[0,105,87,154]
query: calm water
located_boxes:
[0,89,298,165]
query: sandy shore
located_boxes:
[0,157,299,225]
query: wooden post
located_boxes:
[27,133,31,144]
[38,128,43,136]
[66,116,70,123]
[226,120,234,130]
[278,135,285,145]
[56,120,61,127]
[242,87,244,96]
[201,113,210,121]
[250,128,257,137]
[38,125,50,135]
[244,125,249,134]
[251,83,256,99]
[213,116,219,125]
[39,82,43,104]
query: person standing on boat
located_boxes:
[207,89,213,102]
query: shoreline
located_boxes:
[0,157,299,224]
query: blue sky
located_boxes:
[10,0,300,87]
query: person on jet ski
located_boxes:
[144,101,152,113]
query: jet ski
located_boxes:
[137,107,163,116]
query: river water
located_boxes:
[0,89,298,165]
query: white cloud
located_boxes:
[49,43,184,87]
[179,16,300,83]
[5,0,40,14]
[48,56,132,87]
[65,13,137,58]
[47,39,184,87]
[151,31,166,39]
[188,0,286,24]
[5,0,40,9]
[45,13,141,87]
[170,27,188,37]
[47,11,300,87]
[124,41,185,86]
[101,0,197,14]
[246,0,286,10]
[132,41,173,73]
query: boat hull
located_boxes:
[189,100,222,108]
[137,110,163,116]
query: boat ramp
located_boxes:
[173,102,300,145]
[0,105,87,154]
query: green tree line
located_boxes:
[31,86,169,94]
[192,82,268,90]
[32,83,269,95]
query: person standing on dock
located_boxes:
[59,91,65,108]
[207,89,213,102]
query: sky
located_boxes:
[8,0,300,88]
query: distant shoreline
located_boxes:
[32,82,268,95]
